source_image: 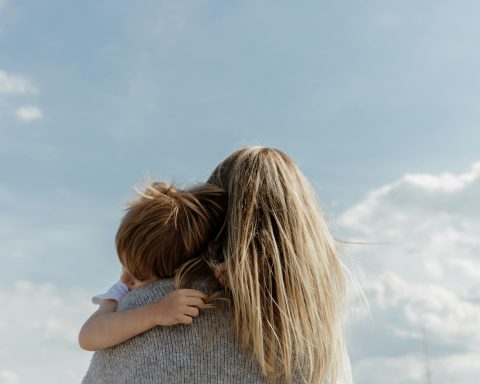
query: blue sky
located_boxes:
[1,1,479,383]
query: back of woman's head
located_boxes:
[116,181,226,280]
[207,146,346,384]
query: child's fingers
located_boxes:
[184,297,205,307]
[184,306,200,318]
[180,315,194,325]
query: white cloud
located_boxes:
[0,69,42,126]
[340,161,480,383]
[0,70,37,94]
[15,105,43,122]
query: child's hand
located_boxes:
[146,289,207,326]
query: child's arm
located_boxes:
[78,289,207,351]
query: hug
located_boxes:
[80,146,352,384]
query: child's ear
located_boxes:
[120,268,137,291]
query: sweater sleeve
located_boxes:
[116,278,175,312]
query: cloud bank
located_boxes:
[339,162,480,384]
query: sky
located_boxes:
[0,1,479,383]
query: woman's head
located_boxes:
[116,181,226,281]
[206,146,346,383]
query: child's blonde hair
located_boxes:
[177,146,347,383]
[116,181,226,280]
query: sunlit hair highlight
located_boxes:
[177,146,347,383]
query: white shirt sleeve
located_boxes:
[92,280,130,305]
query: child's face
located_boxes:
[120,266,156,291]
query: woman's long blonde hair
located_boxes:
[176,146,346,384]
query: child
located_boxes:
[78,181,226,351]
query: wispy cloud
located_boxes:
[15,105,43,122]
[0,69,42,124]
[0,70,37,94]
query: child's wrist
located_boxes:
[143,301,164,327]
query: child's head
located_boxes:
[115,181,226,282]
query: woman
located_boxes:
[83,146,352,384]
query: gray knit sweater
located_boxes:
[82,278,353,384]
